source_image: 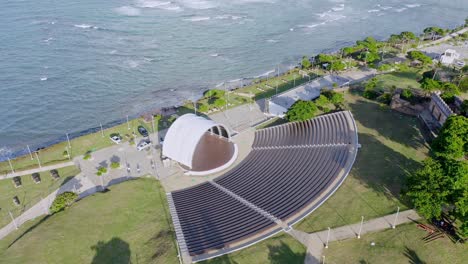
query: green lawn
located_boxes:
[373,70,422,91]
[325,222,468,264]
[295,93,429,233]
[200,233,306,264]
[0,166,80,228]
[0,118,153,175]
[0,177,178,264]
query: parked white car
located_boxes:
[110,134,122,144]
[137,140,151,151]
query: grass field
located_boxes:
[373,69,422,91]
[0,118,153,175]
[295,92,429,233]
[0,166,80,228]
[0,178,178,264]
[200,233,306,264]
[325,222,468,264]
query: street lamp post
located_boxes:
[100,123,104,137]
[66,133,71,149]
[35,152,42,168]
[357,216,364,239]
[7,158,14,174]
[392,207,400,229]
[27,145,33,160]
[127,115,130,130]
[325,227,331,248]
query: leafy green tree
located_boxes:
[406,158,452,219]
[423,27,446,39]
[285,100,318,122]
[401,89,413,100]
[50,192,78,214]
[431,116,468,159]
[461,100,468,116]
[314,53,335,65]
[420,78,441,93]
[329,61,346,72]
[407,51,433,65]
[314,95,330,109]
[213,98,226,108]
[460,76,468,92]
[198,103,209,113]
[204,89,225,98]
[363,78,380,99]
[301,56,311,69]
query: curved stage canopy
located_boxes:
[167,111,359,263]
[163,114,231,170]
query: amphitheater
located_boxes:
[166,111,359,263]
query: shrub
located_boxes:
[83,153,92,160]
[96,167,107,176]
[401,89,413,100]
[204,89,225,98]
[407,50,433,65]
[378,93,393,105]
[50,192,78,214]
[213,98,227,108]
[62,150,69,157]
[109,133,120,138]
[198,103,209,113]
[286,100,318,122]
[110,162,120,169]
[129,137,135,145]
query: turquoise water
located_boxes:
[0,0,467,157]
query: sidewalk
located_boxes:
[288,209,421,264]
[0,161,75,180]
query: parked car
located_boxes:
[110,134,122,144]
[138,125,149,137]
[137,140,151,151]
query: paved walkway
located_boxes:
[0,161,75,180]
[288,209,421,264]
[418,27,468,48]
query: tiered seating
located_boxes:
[169,111,358,259]
[215,146,349,221]
[171,182,276,256]
[252,111,353,148]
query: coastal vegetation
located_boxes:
[405,116,468,238]
[0,166,80,229]
[326,222,468,263]
[0,178,179,264]
[49,191,78,214]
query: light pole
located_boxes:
[325,227,331,248]
[35,152,42,168]
[66,146,71,160]
[126,115,130,130]
[66,133,71,149]
[7,157,14,174]
[392,207,400,229]
[357,216,364,239]
[27,145,33,160]
[100,123,104,137]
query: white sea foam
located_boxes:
[179,0,217,10]
[395,7,407,12]
[368,9,380,13]
[214,14,244,20]
[405,4,421,8]
[40,77,48,81]
[74,24,98,29]
[210,53,220,57]
[254,69,275,78]
[266,39,278,43]
[379,5,393,10]
[183,16,211,22]
[43,37,53,43]
[331,4,345,11]
[115,6,141,16]
[127,60,140,68]
[136,0,182,11]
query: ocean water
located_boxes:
[0,0,467,157]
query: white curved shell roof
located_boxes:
[162,113,228,168]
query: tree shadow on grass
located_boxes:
[347,98,428,150]
[404,246,426,264]
[351,133,421,205]
[267,241,306,264]
[91,237,130,264]
[7,215,50,248]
